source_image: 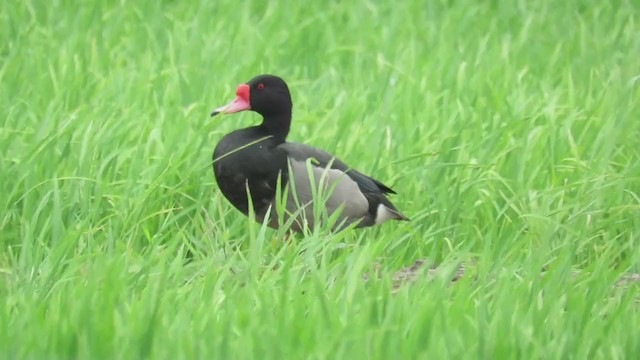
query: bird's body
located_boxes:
[210,75,408,232]
[212,126,286,217]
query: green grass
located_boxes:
[1,0,639,358]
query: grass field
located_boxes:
[1,0,640,358]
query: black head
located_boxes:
[246,75,292,117]
[211,74,292,118]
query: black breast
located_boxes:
[212,127,287,215]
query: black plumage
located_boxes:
[210,75,408,231]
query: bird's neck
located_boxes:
[260,111,291,141]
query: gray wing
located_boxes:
[280,158,371,230]
[277,142,397,195]
[266,142,407,231]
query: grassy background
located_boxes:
[1,0,639,358]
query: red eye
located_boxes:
[257,83,265,90]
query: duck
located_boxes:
[210,74,408,232]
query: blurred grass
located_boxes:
[1,0,639,358]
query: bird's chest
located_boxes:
[212,133,286,214]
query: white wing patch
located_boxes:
[375,204,397,225]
